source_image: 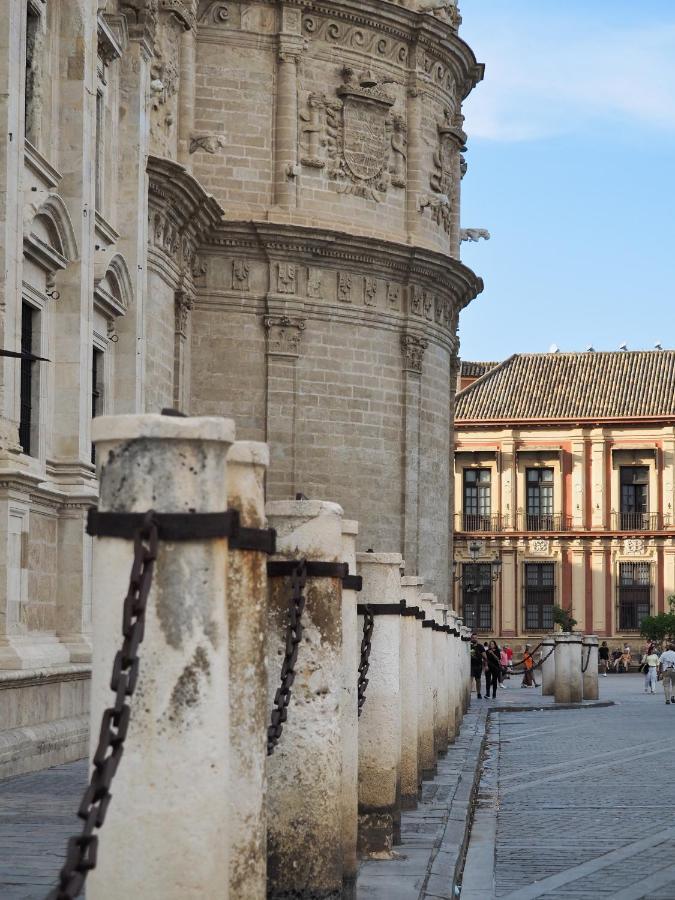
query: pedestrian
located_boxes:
[485,640,502,699]
[521,644,535,688]
[620,644,632,673]
[642,646,660,694]
[505,644,513,678]
[599,640,610,677]
[499,645,509,688]
[470,634,486,699]
[658,642,675,705]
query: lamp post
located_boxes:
[453,540,502,592]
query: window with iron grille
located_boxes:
[462,563,492,632]
[526,468,554,530]
[19,303,36,456]
[463,469,491,530]
[619,467,649,530]
[91,347,104,464]
[618,562,651,631]
[524,562,555,630]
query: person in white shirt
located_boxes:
[658,643,675,705]
[643,648,660,694]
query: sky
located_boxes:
[456,0,675,361]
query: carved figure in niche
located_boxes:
[277,263,297,294]
[175,290,194,336]
[307,268,323,299]
[300,93,327,168]
[338,271,353,303]
[232,259,250,291]
[387,114,407,188]
[299,67,405,203]
[423,109,466,234]
[387,283,401,311]
[189,133,227,154]
[434,295,443,324]
[364,278,378,307]
[417,0,461,28]
[149,15,181,154]
[423,293,433,321]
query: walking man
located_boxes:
[659,642,675,705]
[599,640,610,677]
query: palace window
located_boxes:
[526,468,554,530]
[463,468,491,530]
[618,562,651,631]
[91,346,104,464]
[19,302,37,456]
[461,563,492,632]
[524,562,555,630]
[619,467,649,530]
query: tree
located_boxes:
[640,596,675,644]
[552,605,578,633]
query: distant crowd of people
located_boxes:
[469,635,675,705]
[469,636,538,699]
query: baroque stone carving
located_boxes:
[410,286,424,316]
[417,0,461,28]
[277,263,297,294]
[623,538,646,555]
[307,268,323,299]
[420,110,467,234]
[189,133,227,154]
[338,271,353,303]
[175,290,194,337]
[529,539,550,555]
[198,1,230,24]
[401,334,428,375]
[387,283,401,311]
[299,68,405,202]
[232,259,249,291]
[460,228,490,243]
[303,15,409,65]
[264,315,306,357]
[364,277,378,307]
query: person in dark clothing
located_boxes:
[599,640,610,677]
[485,640,502,699]
[470,635,486,698]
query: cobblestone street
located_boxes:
[462,674,675,900]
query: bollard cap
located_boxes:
[93,414,235,444]
[356,551,403,566]
[401,575,425,587]
[227,441,270,468]
[341,519,359,536]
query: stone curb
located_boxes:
[491,700,614,714]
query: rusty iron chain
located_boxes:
[267,559,307,756]
[581,644,593,673]
[507,643,556,676]
[357,605,375,718]
[46,512,158,900]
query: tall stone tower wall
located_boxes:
[183,0,484,600]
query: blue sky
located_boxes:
[457,0,675,360]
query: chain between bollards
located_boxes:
[581,643,593,673]
[46,512,159,900]
[357,605,375,717]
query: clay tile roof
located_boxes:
[455,351,675,422]
[460,360,501,379]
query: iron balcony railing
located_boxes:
[611,512,668,532]
[515,512,573,532]
[457,513,509,533]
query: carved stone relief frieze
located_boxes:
[338,271,353,303]
[364,277,378,308]
[623,538,646,556]
[198,0,235,26]
[189,133,227,154]
[264,315,306,357]
[303,14,409,66]
[401,334,428,375]
[299,67,406,202]
[307,268,323,299]
[232,259,249,291]
[387,283,401,311]
[277,263,297,294]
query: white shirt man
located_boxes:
[658,645,675,705]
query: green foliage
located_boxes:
[552,605,578,633]
[640,596,675,643]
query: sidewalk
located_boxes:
[461,674,675,900]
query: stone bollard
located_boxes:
[341,519,360,898]
[433,604,450,757]
[554,632,584,704]
[419,592,439,778]
[582,634,599,701]
[403,575,430,794]
[447,611,460,741]
[265,500,347,898]
[88,414,235,899]
[226,441,270,899]
[357,551,403,855]
[541,636,556,696]
[399,586,420,809]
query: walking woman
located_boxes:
[643,645,659,694]
[521,644,535,688]
[470,635,486,699]
[485,640,502,699]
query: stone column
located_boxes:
[178,26,196,169]
[88,414,235,899]
[405,79,424,244]
[274,9,303,210]
[541,636,556,696]
[341,519,360,899]
[357,551,403,856]
[419,592,438,778]
[265,500,345,898]
[582,634,599,701]
[400,598,420,809]
[226,441,269,900]
[433,604,450,757]
[554,633,583,704]
[404,575,431,791]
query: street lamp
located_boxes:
[452,540,502,592]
